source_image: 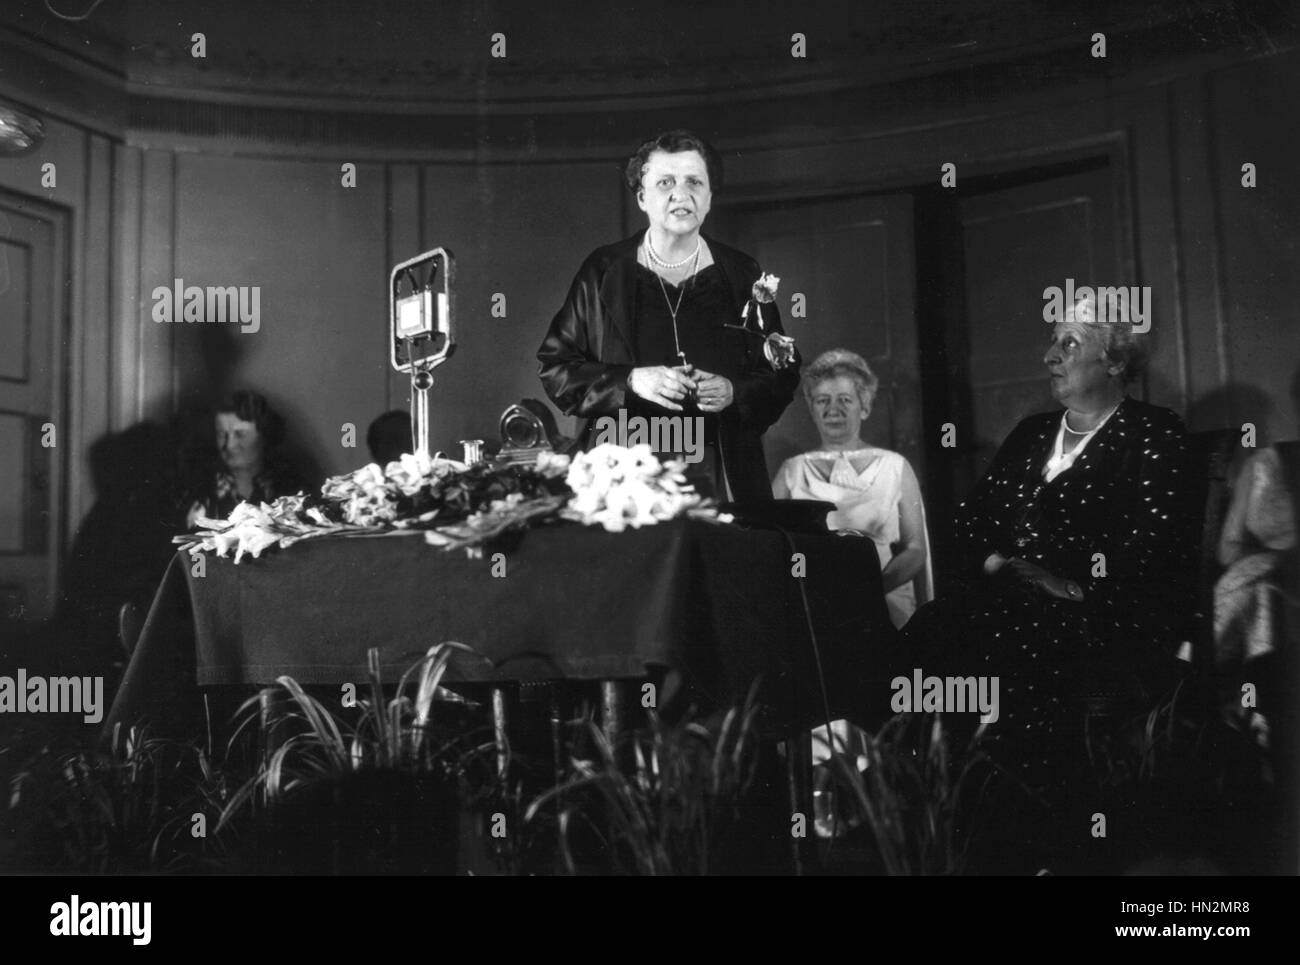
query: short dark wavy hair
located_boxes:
[624,130,723,196]
[216,389,286,451]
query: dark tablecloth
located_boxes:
[105,518,892,737]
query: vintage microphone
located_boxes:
[389,248,456,458]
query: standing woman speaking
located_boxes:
[537,130,799,501]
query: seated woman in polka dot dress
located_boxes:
[892,295,1198,785]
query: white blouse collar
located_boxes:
[1042,400,1121,482]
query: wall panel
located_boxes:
[0,40,1294,566]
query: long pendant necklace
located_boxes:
[646,237,701,366]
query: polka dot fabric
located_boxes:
[897,397,1198,779]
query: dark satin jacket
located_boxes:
[955,395,1198,651]
[536,233,800,503]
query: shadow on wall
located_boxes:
[1186,382,1274,438]
[55,421,181,682]
[1186,381,1277,482]
[1181,365,1300,485]
[193,319,248,400]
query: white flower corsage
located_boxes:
[739,272,781,333]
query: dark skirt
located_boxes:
[883,572,1165,788]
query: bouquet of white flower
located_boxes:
[560,443,705,533]
[181,444,725,563]
[320,451,464,526]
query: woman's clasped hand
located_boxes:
[626,363,733,413]
[988,553,1083,601]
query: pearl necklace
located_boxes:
[1064,401,1121,434]
[645,230,701,270]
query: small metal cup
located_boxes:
[460,439,485,466]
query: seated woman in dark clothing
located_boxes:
[892,295,1198,782]
[182,390,307,526]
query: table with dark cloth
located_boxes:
[105,518,891,739]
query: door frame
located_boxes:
[0,186,72,621]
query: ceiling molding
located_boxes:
[1,3,1294,159]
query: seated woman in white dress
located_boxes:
[773,349,933,628]
[1214,442,1299,753]
[772,349,933,816]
